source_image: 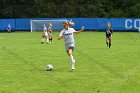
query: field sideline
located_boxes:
[0,32,140,93]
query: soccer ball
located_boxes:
[46,64,53,71]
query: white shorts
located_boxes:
[65,44,75,51]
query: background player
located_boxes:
[105,22,113,48]
[58,21,84,70]
[41,24,49,44]
[47,23,53,43]
[7,23,11,33]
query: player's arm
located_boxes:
[58,35,64,40]
[74,26,84,34]
[58,30,64,40]
[110,29,113,34]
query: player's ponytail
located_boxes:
[68,21,75,26]
[63,20,75,27]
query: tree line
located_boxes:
[0,0,140,18]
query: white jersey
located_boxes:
[43,26,48,36]
[59,28,76,50]
[43,26,47,33]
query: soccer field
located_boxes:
[0,32,140,93]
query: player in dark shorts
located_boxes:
[47,23,53,43]
[105,22,113,48]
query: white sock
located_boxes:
[47,38,49,43]
[70,55,75,70]
[70,55,75,64]
[42,38,44,42]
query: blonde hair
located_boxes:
[48,23,52,27]
[63,20,74,26]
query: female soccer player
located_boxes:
[105,22,113,48]
[41,24,49,44]
[58,21,84,70]
[47,23,53,43]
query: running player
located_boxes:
[41,24,49,44]
[47,23,53,43]
[58,21,84,70]
[105,22,113,48]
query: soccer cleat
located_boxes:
[41,42,44,44]
[109,43,111,48]
[47,42,50,44]
[106,43,108,46]
[72,65,75,70]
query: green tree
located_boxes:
[0,0,140,18]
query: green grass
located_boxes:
[0,32,140,93]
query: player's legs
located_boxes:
[66,47,75,70]
[41,34,45,44]
[48,34,52,43]
[50,34,53,43]
[44,32,49,43]
[45,36,49,43]
[7,29,11,33]
[106,38,109,46]
[48,33,53,43]
[109,38,112,48]
[46,36,49,44]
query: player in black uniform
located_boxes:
[105,22,113,48]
